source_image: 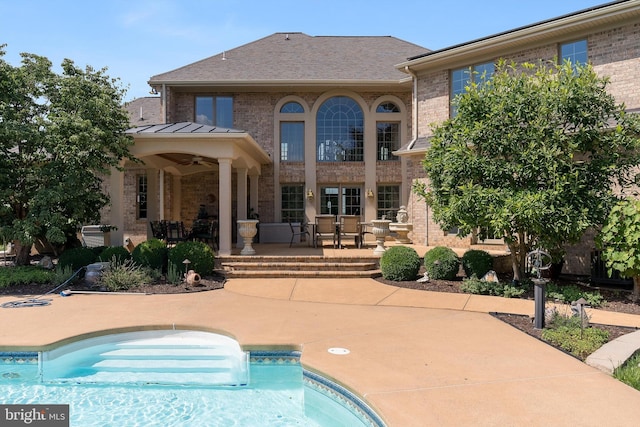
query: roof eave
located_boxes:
[148,79,412,90]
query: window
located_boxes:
[281,185,305,223]
[377,122,399,161]
[280,102,304,113]
[320,186,362,216]
[137,174,148,220]
[280,122,304,161]
[316,96,364,162]
[195,96,233,128]
[376,185,400,219]
[560,39,587,66]
[451,62,494,116]
[376,102,400,113]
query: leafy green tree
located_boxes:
[0,46,135,265]
[598,198,640,300]
[415,60,640,281]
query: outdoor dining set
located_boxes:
[149,219,218,250]
[290,215,373,249]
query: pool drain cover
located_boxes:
[328,347,350,355]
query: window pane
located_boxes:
[377,185,399,219]
[216,96,233,128]
[280,102,304,113]
[281,122,304,161]
[195,96,213,125]
[137,174,148,220]
[342,187,361,216]
[474,62,494,87]
[561,39,587,66]
[281,185,305,223]
[377,122,399,161]
[320,187,339,215]
[316,96,364,162]
[376,102,399,113]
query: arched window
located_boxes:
[316,96,363,162]
[280,102,304,113]
[376,102,400,113]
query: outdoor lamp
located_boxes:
[306,189,314,200]
[366,188,375,198]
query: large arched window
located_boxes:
[316,96,363,162]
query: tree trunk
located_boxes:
[508,241,522,282]
[12,241,32,266]
[633,276,640,302]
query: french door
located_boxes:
[319,186,362,216]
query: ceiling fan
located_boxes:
[180,155,215,167]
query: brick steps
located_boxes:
[219,256,381,279]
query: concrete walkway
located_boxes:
[1,278,640,426]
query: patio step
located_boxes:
[219,256,381,279]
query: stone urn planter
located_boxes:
[371,219,391,255]
[237,219,259,255]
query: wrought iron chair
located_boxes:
[165,221,188,246]
[288,220,310,247]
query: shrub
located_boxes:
[168,241,215,277]
[57,247,98,271]
[460,276,527,298]
[424,246,460,280]
[461,249,493,278]
[542,312,609,360]
[0,266,54,288]
[98,246,131,263]
[545,282,605,307]
[99,257,153,292]
[132,238,168,271]
[380,246,421,281]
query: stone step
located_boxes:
[224,269,382,279]
[221,261,378,272]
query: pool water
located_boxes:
[0,332,384,426]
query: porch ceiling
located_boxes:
[125,122,272,175]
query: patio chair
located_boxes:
[288,220,310,247]
[338,215,361,248]
[150,221,166,241]
[193,220,218,251]
[314,215,337,248]
[165,221,188,246]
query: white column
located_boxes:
[109,167,125,246]
[159,169,165,220]
[218,158,233,256]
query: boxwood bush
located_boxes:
[461,249,493,278]
[424,246,460,280]
[57,247,98,271]
[380,246,421,281]
[168,241,215,277]
[132,238,168,271]
[98,246,131,263]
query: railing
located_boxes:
[590,250,633,289]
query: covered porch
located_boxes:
[109,122,271,256]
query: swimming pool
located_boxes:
[0,330,385,426]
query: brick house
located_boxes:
[111,0,639,274]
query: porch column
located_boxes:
[147,169,159,239]
[249,174,259,216]
[218,158,233,256]
[109,166,125,246]
[171,175,181,220]
[236,167,248,249]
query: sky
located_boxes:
[1,0,610,101]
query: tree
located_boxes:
[0,46,136,265]
[415,60,640,281]
[598,198,640,300]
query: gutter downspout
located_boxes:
[404,66,428,246]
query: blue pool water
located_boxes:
[0,331,384,426]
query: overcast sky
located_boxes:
[1,0,608,101]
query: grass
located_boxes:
[614,351,640,390]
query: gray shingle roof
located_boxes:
[125,97,163,126]
[149,33,429,85]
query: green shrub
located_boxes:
[168,241,215,277]
[98,246,131,263]
[57,247,98,271]
[99,257,153,292]
[542,312,609,360]
[424,246,460,280]
[0,266,55,288]
[132,238,168,271]
[546,282,605,307]
[461,249,493,278]
[460,276,527,298]
[380,246,421,281]
[89,246,107,257]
